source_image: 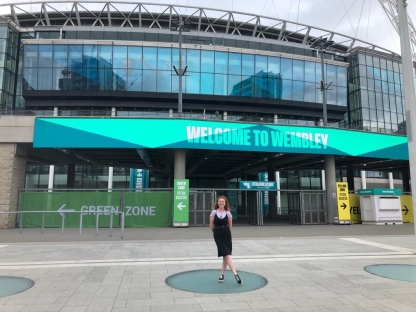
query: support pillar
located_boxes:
[324,155,337,224]
[174,149,186,180]
[48,165,54,192]
[276,171,281,215]
[388,172,394,189]
[0,144,27,228]
[67,163,76,188]
[111,107,116,117]
[223,111,227,121]
[267,165,276,218]
[361,171,367,189]
[274,114,278,124]
[346,165,355,191]
[403,169,410,193]
[108,166,114,191]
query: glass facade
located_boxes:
[348,52,405,134]
[0,26,19,109]
[23,44,348,105]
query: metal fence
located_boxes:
[288,191,326,224]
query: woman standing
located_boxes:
[210,196,243,284]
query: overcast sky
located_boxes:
[1,0,415,55]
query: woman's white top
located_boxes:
[210,210,232,219]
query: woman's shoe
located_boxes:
[219,274,224,282]
[235,274,243,284]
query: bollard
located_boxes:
[95,213,99,236]
[41,212,45,234]
[61,214,65,235]
[121,212,125,239]
[79,213,83,235]
[109,213,113,238]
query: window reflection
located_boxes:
[23,44,348,105]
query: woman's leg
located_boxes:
[221,257,227,274]
[224,255,237,275]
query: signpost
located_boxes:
[335,182,351,224]
[173,179,189,227]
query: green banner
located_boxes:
[173,179,189,226]
[357,188,403,196]
[19,192,120,228]
[33,118,409,160]
[123,192,172,227]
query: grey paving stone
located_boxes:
[150,304,202,312]
[248,299,298,309]
[200,301,251,311]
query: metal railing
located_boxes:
[0,211,125,239]
[0,109,407,136]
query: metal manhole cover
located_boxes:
[364,264,416,282]
[165,269,268,294]
[0,276,35,298]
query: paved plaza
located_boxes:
[0,224,416,311]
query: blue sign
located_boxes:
[129,169,149,190]
[258,173,270,216]
[240,181,277,190]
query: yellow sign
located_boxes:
[400,195,414,223]
[349,194,362,224]
[336,182,351,223]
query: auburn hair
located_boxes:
[212,196,230,211]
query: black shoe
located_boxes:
[218,274,224,282]
[235,274,243,285]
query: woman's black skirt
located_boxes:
[213,227,232,257]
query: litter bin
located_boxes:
[358,188,403,225]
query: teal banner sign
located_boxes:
[358,188,403,196]
[173,179,189,226]
[129,169,149,190]
[33,118,409,160]
[240,181,277,190]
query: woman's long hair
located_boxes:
[212,196,230,211]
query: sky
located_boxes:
[0,0,415,55]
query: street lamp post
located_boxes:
[170,16,190,117]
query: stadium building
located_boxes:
[0,2,412,228]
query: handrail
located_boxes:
[0,211,125,239]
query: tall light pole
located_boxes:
[170,16,190,117]
[396,0,416,243]
[310,37,337,224]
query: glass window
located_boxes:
[158,48,171,71]
[23,68,37,90]
[326,64,336,85]
[394,84,401,96]
[113,46,127,69]
[187,49,200,73]
[38,45,53,67]
[367,78,374,91]
[327,86,336,104]
[384,111,391,123]
[373,67,381,80]
[255,55,267,76]
[98,46,112,67]
[358,54,366,65]
[380,58,387,69]
[24,45,38,67]
[157,70,172,93]
[143,47,157,70]
[242,54,254,76]
[381,69,387,81]
[201,50,214,73]
[228,53,241,75]
[388,82,395,94]
[393,62,399,72]
[281,58,292,80]
[268,56,280,76]
[361,90,369,108]
[337,86,347,106]
[53,45,68,68]
[368,91,376,108]
[281,80,292,100]
[366,66,374,79]
[186,72,200,94]
[254,76,268,97]
[390,95,397,111]
[142,70,156,92]
[68,45,83,68]
[97,68,113,91]
[386,60,393,71]
[83,67,99,91]
[316,87,322,103]
[292,60,304,81]
[83,45,98,68]
[394,72,400,85]
[214,74,227,95]
[268,77,282,99]
[375,92,383,110]
[228,75,242,96]
[365,55,373,66]
[292,81,304,101]
[336,66,347,86]
[215,52,228,74]
[304,82,315,102]
[128,46,143,69]
[374,79,382,92]
[201,73,214,94]
[304,61,315,82]
[241,75,253,97]
[37,68,52,90]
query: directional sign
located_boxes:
[239,181,277,190]
[400,195,414,223]
[57,204,75,217]
[173,179,189,227]
[336,182,351,224]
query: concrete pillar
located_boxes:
[0,144,27,229]
[223,111,227,121]
[67,163,76,188]
[319,118,323,127]
[174,149,186,180]
[111,107,116,117]
[324,155,337,224]
[403,169,410,193]
[53,107,58,116]
[48,165,54,192]
[321,170,326,190]
[346,165,355,191]
[388,172,394,189]
[169,109,173,117]
[361,171,367,189]
[108,166,114,191]
[274,114,278,124]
